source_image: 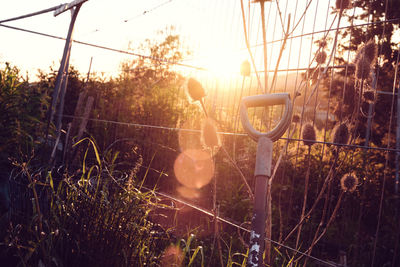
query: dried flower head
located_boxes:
[340,173,358,192]
[362,40,378,63]
[201,118,221,150]
[317,39,327,48]
[355,56,372,80]
[292,114,300,123]
[363,90,375,103]
[332,123,349,145]
[354,40,377,80]
[240,60,251,77]
[187,78,206,102]
[302,123,317,146]
[316,51,327,64]
[336,0,351,10]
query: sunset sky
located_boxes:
[0,0,341,86]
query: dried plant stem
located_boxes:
[260,0,268,92]
[200,98,208,118]
[295,145,312,248]
[221,146,254,201]
[301,177,333,266]
[240,0,262,90]
[305,10,343,106]
[281,154,340,245]
[270,14,291,93]
[23,165,43,234]
[300,191,345,265]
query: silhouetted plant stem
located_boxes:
[295,145,312,249]
[22,164,43,234]
[260,0,268,93]
[300,191,345,266]
[240,0,262,90]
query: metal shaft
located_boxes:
[248,137,272,267]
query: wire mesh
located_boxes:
[1,0,400,266]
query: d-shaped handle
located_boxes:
[240,93,292,142]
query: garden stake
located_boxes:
[240,93,292,266]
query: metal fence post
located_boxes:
[47,0,88,165]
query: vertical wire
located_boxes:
[285,1,310,247]
[371,0,392,265]
[352,0,374,263]
[294,0,320,250]
[264,1,279,133]
[314,0,333,201]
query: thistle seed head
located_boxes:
[201,118,221,150]
[363,90,375,103]
[316,51,327,65]
[187,78,206,102]
[340,173,358,192]
[362,40,378,63]
[317,40,327,48]
[354,40,377,80]
[292,114,300,123]
[332,123,349,145]
[302,123,317,146]
[355,56,372,80]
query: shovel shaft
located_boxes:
[248,137,273,267]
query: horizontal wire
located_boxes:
[253,17,400,48]
[257,64,351,73]
[81,0,174,37]
[61,114,400,153]
[0,23,206,71]
[140,185,338,267]
[2,18,399,73]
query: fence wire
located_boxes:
[1,0,400,266]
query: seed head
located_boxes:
[317,40,327,48]
[187,78,206,102]
[355,56,371,80]
[316,51,327,64]
[336,0,351,10]
[292,114,300,123]
[332,123,349,145]
[354,40,377,80]
[363,90,375,103]
[340,173,358,192]
[201,118,221,150]
[240,60,251,77]
[302,123,317,146]
[362,40,378,63]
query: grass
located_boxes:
[1,138,257,267]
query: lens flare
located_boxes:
[178,120,202,153]
[177,186,201,199]
[174,149,214,189]
[161,245,183,267]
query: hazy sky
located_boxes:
[0,0,337,82]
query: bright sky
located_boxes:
[0,0,338,83]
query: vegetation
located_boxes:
[0,1,399,266]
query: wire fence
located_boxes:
[1,0,400,266]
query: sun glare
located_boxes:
[193,49,248,79]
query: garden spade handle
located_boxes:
[240,93,292,267]
[240,93,292,142]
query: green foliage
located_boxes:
[3,142,173,266]
[0,63,49,166]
